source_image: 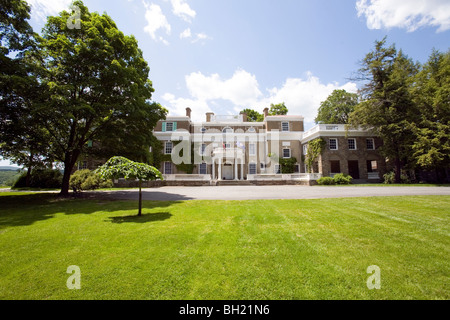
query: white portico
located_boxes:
[211,147,245,181]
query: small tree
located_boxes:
[96,156,163,216]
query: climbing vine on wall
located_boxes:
[305,138,326,173]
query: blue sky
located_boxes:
[1,0,450,167]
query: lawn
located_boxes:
[0,192,448,300]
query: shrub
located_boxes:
[12,169,63,189]
[70,169,113,193]
[383,171,411,184]
[333,173,353,185]
[317,177,336,185]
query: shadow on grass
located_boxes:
[107,212,172,224]
[0,191,191,228]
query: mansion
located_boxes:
[153,108,388,185]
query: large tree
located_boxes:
[315,89,358,124]
[0,0,51,185]
[410,49,450,181]
[30,1,166,196]
[350,38,419,183]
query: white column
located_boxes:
[212,158,215,180]
[240,158,244,180]
[234,158,238,180]
[218,158,222,180]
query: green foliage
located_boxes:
[333,173,353,185]
[12,168,62,189]
[69,169,113,193]
[383,171,410,184]
[317,174,352,185]
[315,89,358,124]
[305,138,326,173]
[269,103,288,115]
[241,109,264,122]
[317,177,336,185]
[96,156,163,182]
[279,157,297,174]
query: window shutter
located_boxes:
[173,122,177,131]
[162,122,166,132]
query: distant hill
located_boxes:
[0,166,21,171]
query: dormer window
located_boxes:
[281,122,290,132]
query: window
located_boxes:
[283,148,291,158]
[303,144,308,155]
[200,127,207,133]
[249,143,256,156]
[164,162,172,175]
[260,163,266,170]
[274,164,281,174]
[330,161,341,173]
[294,164,300,173]
[199,162,207,175]
[367,160,378,173]
[348,138,357,150]
[249,163,257,175]
[282,122,290,132]
[329,138,338,150]
[165,142,173,155]
[248,127,256,133]
[366,138,375,150]
[223,127,233,134]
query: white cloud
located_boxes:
[170,0,196,22]
[180,28,192,39]
[356,0,450,32]
[185,70,263,107]
[143,2,171,44]
[161,69,357,125]
[26,0,72,19]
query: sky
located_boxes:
[1,0,450,167]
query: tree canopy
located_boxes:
[269,103,288,115]
[241,108,264,122]
[315,89,358,124]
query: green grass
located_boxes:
[0,193,449,300]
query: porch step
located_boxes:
[215,180,253,186]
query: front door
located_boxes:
[222,164,233,180]
[348,160,360,179]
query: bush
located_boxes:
[12,168,63,189]
[317,177,336,185]
[70,169,113,193]
[383,171,411,184]
[333,173,353,185]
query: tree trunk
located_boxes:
[60,150,81,197]
[138,180,142,216]
[26,166,32,188]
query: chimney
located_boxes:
[206,112,214,122]
[186,107,192,119]
[263,108,269,118]
[240,111,248,122]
